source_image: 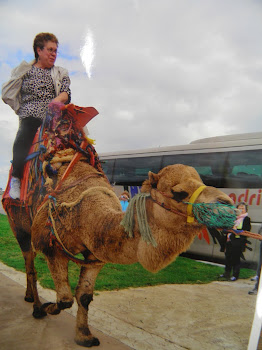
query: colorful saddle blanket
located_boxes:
[2,103,103,213]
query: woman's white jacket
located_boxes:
[1,60,69,114]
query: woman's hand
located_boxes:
[52,92,69,104]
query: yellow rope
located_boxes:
[187,185,206,223]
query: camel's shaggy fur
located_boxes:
[5,159,234,347]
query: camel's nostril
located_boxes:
[217,198,233,206]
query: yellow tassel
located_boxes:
[85,136,96,145]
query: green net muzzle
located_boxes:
[187,202,237,228]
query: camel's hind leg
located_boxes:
[15,229,46,317]
[74,263,104,347]
[41,249,74,316]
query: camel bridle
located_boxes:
[151,185,206,224]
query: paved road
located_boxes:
[1,262,261,350]
[0,269,132,350]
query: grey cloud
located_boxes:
[0,0,262,188]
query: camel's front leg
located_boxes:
[41,249,74,316]
[15,229,46,318]
[74,263,104,347]
[23,249,47,318]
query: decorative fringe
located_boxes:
[86,136,96,145]
[120,193,157,247]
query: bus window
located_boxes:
[225,150,262,188]
[162,152,228,187]
[101,159,115,182]
[113,156,162,185]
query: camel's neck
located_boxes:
[134,197,201,272]
[93,194,201,272]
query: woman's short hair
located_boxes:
[33,32,59,60]
[237,202,248,211]
[122,190,130,198]
[119,191,130,200]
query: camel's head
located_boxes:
[141,164,235,227]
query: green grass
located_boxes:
[0,214,255,292]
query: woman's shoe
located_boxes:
[248,288,258,295]
[9,177,21,199]
[251,276,258,281]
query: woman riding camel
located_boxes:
[2,32,71,199]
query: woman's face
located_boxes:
[37,40,58,68]
[238,204,247,214]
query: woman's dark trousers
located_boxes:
[12,117,42,179]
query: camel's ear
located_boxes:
[148,171,159,188]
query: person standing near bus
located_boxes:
[220,202,251,281]
[249,227,262,295]
[119,191,130,212]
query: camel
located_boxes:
[3,104,235,347]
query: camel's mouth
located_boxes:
[216,198,239,215]
[217,199,233,205]
[191,201,237,228]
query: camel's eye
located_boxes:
[171,190,188,202]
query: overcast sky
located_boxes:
[0,0,262,189]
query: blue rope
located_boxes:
[25,145,46,161]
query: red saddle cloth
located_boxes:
[2,104,99,210]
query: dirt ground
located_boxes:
[0,261,261,350]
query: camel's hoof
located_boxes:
[42,302,61,315]
[24,296,34,303]
[32,305,47,319]
[75,337,100,347]
[58,300,73,310]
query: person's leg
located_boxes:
[249,241,262,294]
[12,117,42,179]
[10,117,42,199]
[232,239,242,280]
[222,242,232,278]
[249,277,259,295]
[256,241,262,279]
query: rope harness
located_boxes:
[150,186,207,223]
[47,196,103,266]
[151,186,236,228]
[148,187,262,241]
[42,183,117,265]
[121,186,240,247]
[224,229,262,241]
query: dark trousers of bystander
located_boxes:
[224,238,242,279]
[254,241,262,290]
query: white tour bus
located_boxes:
[100,132,262,266]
